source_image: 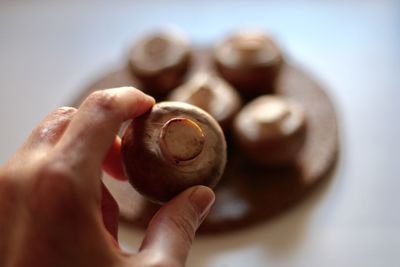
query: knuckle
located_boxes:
[54,106,77,116]
[32,106,77,143]
[35,107,76,132]
[87,90,119,114]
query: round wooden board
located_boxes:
[74,49,339,234]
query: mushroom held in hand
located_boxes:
[168,72,242,131]
[214,30,283,98]
[129,31,191,99]
[233,95,307,166]
[121,102,227,204]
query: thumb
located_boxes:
[138,186,215,265]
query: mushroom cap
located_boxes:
[213,30,284,97]
[122,101,227,203]
[214,30,282,69]
[234,95,307,165]
[129,31,190,76]
[168,72,242,130]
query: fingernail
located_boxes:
[125,86,155,104]
[138,89,155,104]
[189,186,215,222]
[145,94,156,104]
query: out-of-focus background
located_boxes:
[1,0,399,266]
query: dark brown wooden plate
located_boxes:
[73,49,339,234]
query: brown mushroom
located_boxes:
[129,31,191,99]
[121,101,227,204]
[233,95,307,166]
[214,30,283,99]
[167,72,242,131]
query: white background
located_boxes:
[1,1,399,266]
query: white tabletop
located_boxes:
[1,1,399,266]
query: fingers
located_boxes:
[102,136,126,181]
[55,87,154,179]
[23,107,77,150]
[101,182,119,241]
[139,186,215,265]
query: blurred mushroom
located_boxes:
[233,95,307,166]
[168,72,242,131]
[129,30,191,99]
[214,30,283,98]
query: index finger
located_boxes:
[55,87,154,174]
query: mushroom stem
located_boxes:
[187,85,213,111]
[159,118,205,163]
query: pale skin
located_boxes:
[0,87,215,267]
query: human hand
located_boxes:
[0,87,215,267]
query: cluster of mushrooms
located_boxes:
[122,30,307,203]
